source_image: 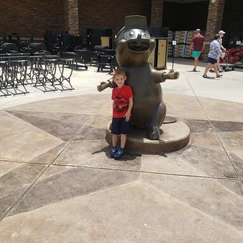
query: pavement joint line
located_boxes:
[24,102,108,170]
[38,105,104,166]
[0,159,241,183]
[140,180,243,235]
[0,157,241,182]
[183,72,241,178]
[50,162,240,180]
[0,164,48,222]
[0,132,87,220]
[1,162,242,221]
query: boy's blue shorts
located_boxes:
[192,50,201,58]
[111,117,130,135]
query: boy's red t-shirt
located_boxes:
[112,85,133,118]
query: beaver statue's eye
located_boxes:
[124,30,136,39]
[128,31,134,37]
[143,33,147,37]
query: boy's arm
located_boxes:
[124,97,133,121]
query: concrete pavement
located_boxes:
[0,58,243,242]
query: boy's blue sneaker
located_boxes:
[110,147,117,158]
[114,148,124,160]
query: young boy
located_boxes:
[110,69,133,160]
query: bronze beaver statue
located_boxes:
[98,15,179,140]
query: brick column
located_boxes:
[64,0,79,35]
[150,0,163,26]
[204,0,225,56]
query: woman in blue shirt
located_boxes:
[203,34,224,78]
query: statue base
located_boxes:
[105,120,190,154]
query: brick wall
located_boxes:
[206,0,225,41]
[0,0,151,39]
[151,0,163,26]
[0,0,65,38]
[64,0,79,35]
[0,0,242,43]
[78,0,151,37]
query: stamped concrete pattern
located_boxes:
[0,59,243,242]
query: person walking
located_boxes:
[203,34,224,78]
[210,30,227,73]
[110,69,133,160]
[189,29,206,72]
[217,30,227,71]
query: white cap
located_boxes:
[218,30,225,35]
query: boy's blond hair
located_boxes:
[113,69,126,78]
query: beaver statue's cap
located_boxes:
[125,15,148,29]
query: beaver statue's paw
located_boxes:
[162,69,180,80]
[97,82,108,92]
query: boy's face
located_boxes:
[113,74,127,88]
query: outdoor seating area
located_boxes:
[0,28,118,73]
[0,32,119,97]
[0,52,75,97]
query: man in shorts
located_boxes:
[189,29,206,72]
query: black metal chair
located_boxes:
[103,49,116,56]
[1,42,19,54]
[19,41,30,53]
[97,54,112,72]
[0,55,29,95]
[44,32,58,54]
[29,42,49,55]
[0,60,11,96]
[73,49,91,70]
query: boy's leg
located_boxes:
[114,118,128,160]
[120,134,127,149]
[112,134,118,147]
[111,118,119,158]
[111,118,119,147]
[114,135,125,160]
[119,118,129,148]
[110,134,118,158]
